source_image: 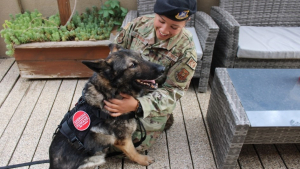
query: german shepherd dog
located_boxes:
[49,43,165,169]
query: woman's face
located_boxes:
[154,14,187,40]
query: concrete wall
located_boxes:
[0,0,219,57]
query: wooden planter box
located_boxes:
[14,40,111,78]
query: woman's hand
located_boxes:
[104,93,138,117]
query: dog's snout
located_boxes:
[157,66,165,74]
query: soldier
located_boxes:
[104,0,197,152]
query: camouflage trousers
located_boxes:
[133,130,163,151]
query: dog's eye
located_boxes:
[129,63,136,68]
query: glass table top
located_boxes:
[227,69,300,127]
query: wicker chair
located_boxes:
[121,0,219,93]
[210,0,300,72]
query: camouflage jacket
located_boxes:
[115,14,197,131]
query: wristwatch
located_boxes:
[135,100,143,117]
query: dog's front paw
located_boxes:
[137,155,155,166]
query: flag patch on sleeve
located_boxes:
[186,57,197,70]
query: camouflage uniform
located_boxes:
[114,14,197,151]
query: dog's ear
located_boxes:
[82,59,108,73]
[108,43,123,53]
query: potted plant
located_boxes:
[0,0,127,78]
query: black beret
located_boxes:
[154,0,197,21]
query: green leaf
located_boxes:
[6,50,14,56]
[4,20,12,28]
[103,11,109,18]
[120,7,127,13]
[111,1,119,8]
[114,21,121,25]
[108,10,114,15]
[112,0,120,6]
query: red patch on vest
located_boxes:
[73,111,91,131]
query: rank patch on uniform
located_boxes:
[186,57,197,70]
[175,10,189,20]
[175,68,189,83]
[167,52,178,62]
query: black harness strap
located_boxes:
[60,120,85,150]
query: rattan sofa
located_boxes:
[121,0,219,93]
[210,0,300,72]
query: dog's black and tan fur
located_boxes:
[49,43,165,169]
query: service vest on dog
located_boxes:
[115,14,197,148]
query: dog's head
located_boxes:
[82,43,165,94]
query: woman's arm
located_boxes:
[137,49,196,118]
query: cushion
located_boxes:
[186,27,203,60]
[237,26,300,59]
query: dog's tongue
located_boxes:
[141,79,155,84]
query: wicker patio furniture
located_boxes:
[210,0,300,72]
[121,0,219,93]
[207,68,300,169]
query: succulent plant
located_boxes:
[0,0,127,56]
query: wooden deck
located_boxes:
[0,57,300,169]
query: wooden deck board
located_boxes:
[0,78,31,137]
[70,79,87,109]
[166,100,193,169]
[0,62,20,106]
[30,80,77,169]
[9,80,61,166]
[0,58,15,82]
[254,144,286,169]
[181,84,216,168]
[0,80,46,166]
[123,156,146,169]
[147,132,170,169]
[0,64,299,169]
[238,145,263,169]
[275,144,300,169]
